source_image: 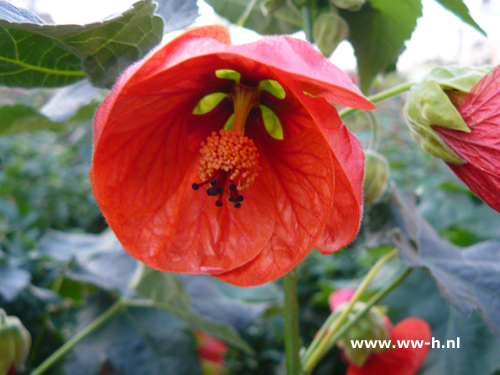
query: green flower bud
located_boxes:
[313,12,349,57]
[0,310,31,375]
[259,0,286,16]
[335,302,390,366]
[329,0,365,11]
[403,66,491,164]
[363,150,389,204]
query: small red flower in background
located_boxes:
[329,289,431,375]
[345,318,431,375]
[195,332,227,375]
[91,26,374,286]
[435,65,500,212]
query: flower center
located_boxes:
[192,129,260,208]
[191,76,283,208]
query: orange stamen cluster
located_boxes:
[192,129,260,208]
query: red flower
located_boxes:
[434,65,500,212]
[345,318,431,375]
[91,26,374,286]
[195,331,227,375]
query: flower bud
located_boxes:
[329,0,365,11]
[403,66,490,164]
[363,150,389,204]
[335,302,391,366]
[313,12,349,57]
[0,310,31,375]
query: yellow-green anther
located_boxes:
[259,79,286,99]
[260,105,283,140]
[193,93,228,115]
[215,69,241,83]
[224,114,234,131]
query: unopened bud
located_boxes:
[363,150,389,204]
[329,0,365,11]
[0,310,31,375]
[403,66,490,164]
[335,302,390,366]
[313,12,349,57]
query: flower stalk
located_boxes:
[29,299,125,375]
[301,248,401,374]
[283,268,303,375]
[339,82,415,119]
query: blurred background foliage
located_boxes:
[0,0,500,375]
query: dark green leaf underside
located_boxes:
[0,0,164,88]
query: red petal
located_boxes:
[92,25,231,148]
[435,66,500,212]
[215,88,335,286]
[92,65,273,274]
[296,94,364,253]
[347,318,431,375]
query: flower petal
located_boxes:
[293,93,364,253]
[435,66,500,212]
[215,89,335,286]
[113,26,372,110]
[92,63,276,275]
[347,318,431,375]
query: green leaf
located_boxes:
[132,264,191,309]
[205,0,302,35]
[340,0,423,93]
[0,0,164,88]
[0,105,63,136]
[132,266,254,354]
[384,270,500,375]
[434,0,486,36]
[65,294,203,375]
[0,82,102,136]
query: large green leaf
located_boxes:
[384,270,500,375]
[133,266,255,354]
[64,294,203,375]
[205,0,302,35]
[341,0,423,93]
[0,0,164,88]
[435,0,486,36]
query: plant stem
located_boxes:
[365,111,379,151]
[283,268,302,375]
[302,249,399,374]
[339,82,415,119]
[301,6,313,43]
[30,299,124,375]
[325,268,413,349]
[236,0,259,26]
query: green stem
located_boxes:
[302,249,399,374]
[301,6,313,43]
[365,111,379,151]
[325,268,413,349]
[339,82,415,119]
[30,299,124,375]
[236,0,259,26]
[283,268,302,375]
